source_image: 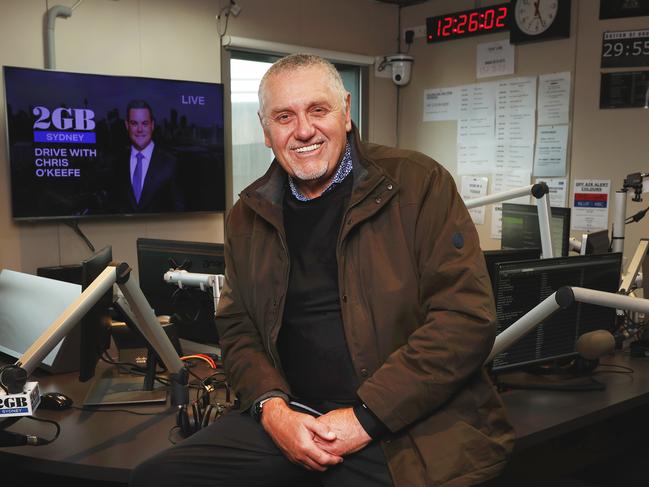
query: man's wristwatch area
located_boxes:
[250,390,289,422]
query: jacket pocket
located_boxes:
[409,419,509,486]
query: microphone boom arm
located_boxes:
[11,263,188,405]
[486,286,649,364]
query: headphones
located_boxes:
[175,377,226,437]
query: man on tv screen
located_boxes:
[110,99,185,213]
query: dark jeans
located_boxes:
[129,408,394,487]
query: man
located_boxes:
[111,99,184,213]
[130,54,514,487]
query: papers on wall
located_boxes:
[535,177,568,207]
[422,71,573,236]
[457,83,497,174]
[489,170,531,239]
[461,176,488,224]
[495,77,537,173]
[571,179,611,231]
[492,170,532,204]
[476,39,515,79]
[423,87,459,121]
[533,125,569,177]
[538,72,571,125]
[491,205,503,239]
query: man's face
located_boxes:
[125,108,154,151]
[259,65,352,199]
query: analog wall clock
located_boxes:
[510,0,571,44]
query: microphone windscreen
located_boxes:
[576,329,615,361]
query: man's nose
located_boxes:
[294,112,316,140]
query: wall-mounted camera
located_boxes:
[384,54,414,86]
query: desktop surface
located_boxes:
[2,351,649,483]
[0,339,221,483]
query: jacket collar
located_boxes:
[240,124,397,230]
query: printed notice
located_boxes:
[495,77,536,173]
[477,39,515,79]
[457,83,497,174]
[535,177,568,207]
[533,125,568,177]
[423,87,458,121]
[572,179,611,231]
[538,72,571,125]
[461,176,488,225]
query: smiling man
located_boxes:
[110,99,185,213]
[130,54,514,487]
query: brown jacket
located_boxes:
[216,128,515,486]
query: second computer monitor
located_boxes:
[137,238,224,344]
[501,203,571,257]
[491,252,622,372]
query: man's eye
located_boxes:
[276,114,291,123]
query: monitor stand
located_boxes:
[83,367,167,406]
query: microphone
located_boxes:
[0,429,49,447]
[576,329,616,361]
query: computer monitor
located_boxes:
[0,269,81,372]
[80,246,168,406]
[483,248,541,292]
[137,238,224,344]
[584,229,611,255]
[491,252,622,372]
[501,203,571,257]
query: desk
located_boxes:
[0,352,220,484]
[494,351,649,484]
[2,352,649,484]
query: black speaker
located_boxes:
[34,264,84,374]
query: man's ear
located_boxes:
[344,93,352,132]
[258,112,272,148]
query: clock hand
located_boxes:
[534,0,546,28]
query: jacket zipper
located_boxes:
[267,230,290,370]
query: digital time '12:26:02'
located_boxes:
[427,4,509,43]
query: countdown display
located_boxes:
[601,30,649,68]
[426,3,510,43]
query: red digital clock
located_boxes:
[426,3,510,43]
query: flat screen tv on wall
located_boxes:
[3,66,226,220]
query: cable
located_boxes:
[23,416,61,445]
[625,206,649,224]
[181,354,217,369]
[595,363,634,374]
[64,219,95,252]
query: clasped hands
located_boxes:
[260,397,372,472]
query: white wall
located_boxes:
[0,0,397,275]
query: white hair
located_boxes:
[258,53,348,123]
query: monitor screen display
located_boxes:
[501,203,571,257]
[483,247,541,291]
[3,66,225,220]
[491,252,622,372]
